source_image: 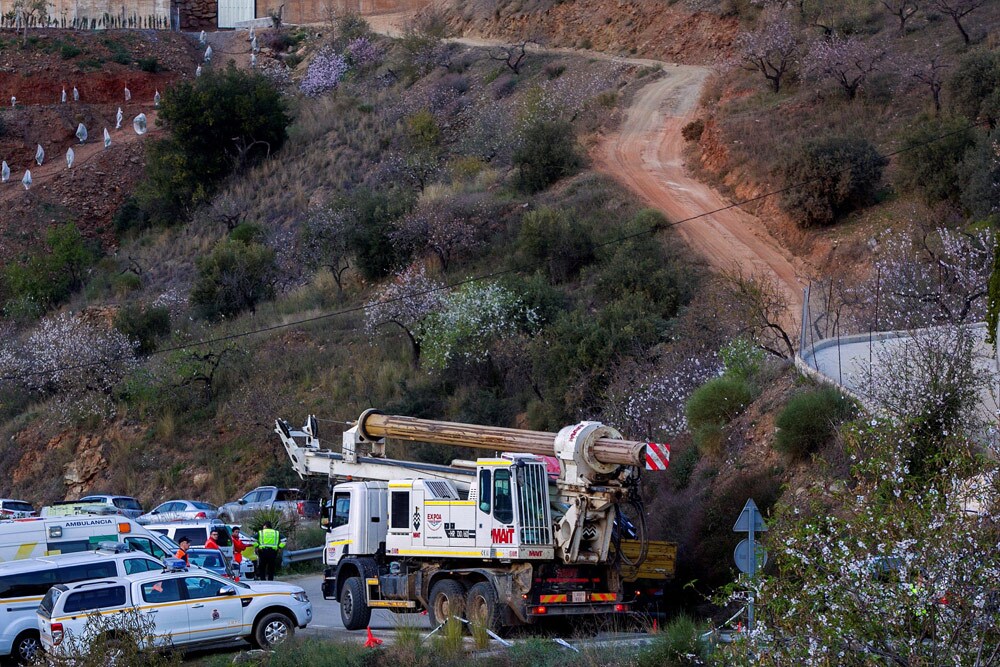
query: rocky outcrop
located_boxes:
[177,0,218,31]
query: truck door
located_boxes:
[182,575,243,641]
[325,490,352,565]
[475,467,517,551]
[137,577,190,647]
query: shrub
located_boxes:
[896,115,975,205]
[720,337,765,380]
[340,187,414,280]
[114,303,171,356]
[60,42,81,59]
[112,196,150,235]
[300,48,349,96]
[779,135,887,227]
[686,375,756,430]
[110,272,142,297]
[774,386,854,460]
[514,118,580,193]
[229,221,265,244]
[948,51,1000,123]
[959,135,1000,220]
[138,56,161,72]
[516,208,595,283]
[638,614,707,667]
[139,65,289,225]
[681,118,704,142]
[190,239,278,319]
[4,223,98,313]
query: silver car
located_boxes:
[77,495,143,519]
[136,499,219,524]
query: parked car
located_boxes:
[0,544,163,664]
[137,500,219,525]
[40,500,118,517]
[77,495,143,519]
[218,487,320,523]
[38,564,312,653]
[187,547,235,578]
[0,499,35,519]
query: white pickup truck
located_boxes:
[38,564,312,653]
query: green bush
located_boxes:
[774,387,854,460]
[686,376,756,430]
[112,197,151,235]
[341,187,414,280]
[779,136,887,227]
[110,272,142,296]
[3,223,98,313]
[516,207,594,283]
[138,56,161,72]
[948,51,1000,123]
[720,337,765,380]
[60,43,81,59]
[681,118,704,142]
[229,221,265,244]
[138,65,290,225]
[896,116,975,205]
[514,118,580,193]
[190,239,278,319]
[959,135,1000,219]
[114,303,171,356]
[638,614,707,667]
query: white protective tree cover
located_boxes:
[154,90,161,107]
[76,123,87,143]
[22,170,31,190]
[200,30,206,44]
[104,128,111,148]
[61,88,67,103]
[124,86,131,102]
[116,107,124,130]
[1,161,9,183]
[133,114,147,136]
[196,65,203,77]
[35,144,44,166]
[205,45,213,62]
[73,86,79,101]
[66,147,74,169]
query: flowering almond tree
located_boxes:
[390,198,485,272]
[363,264,445,365]
[803,34,892,100]
[733,10,798,93]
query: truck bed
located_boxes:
[620,539,676,582]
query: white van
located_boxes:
[0,546,165,663]
[0,516,179,563]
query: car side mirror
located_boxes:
[220,586,236,596]
[238,500,246,505]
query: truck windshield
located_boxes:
[515,462,552,546]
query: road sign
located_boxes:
[734,538,768,575]
[733,498,768,533]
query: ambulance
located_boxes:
[0,516,180,562]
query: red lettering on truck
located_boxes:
[491,528,515,544]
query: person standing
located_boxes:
[204,529,221,551]
[256,521,285,581]
[231,526,253,581]
[175,536,191,567]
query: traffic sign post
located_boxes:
[733,498,768,634]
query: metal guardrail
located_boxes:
[281,546,323,567]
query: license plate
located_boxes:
[572,591,586,603]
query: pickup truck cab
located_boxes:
[38,564,311,654]
[218,487,319,523]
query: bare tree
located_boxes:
[719,270,797,359]
[490,40,533,75]
[13,0,48,46]
[929,0,987,45]
[908,53,949,114]
[733,10,798,93]
[880,0,919,36]
[300,206,352,295]
[208,191,248,232]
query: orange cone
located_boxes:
[364,627,383,648]
[651,618,658,633]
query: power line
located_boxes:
[0,118,988,382]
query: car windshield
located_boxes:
[190,552,224,568]
[192,501,216,510]
[114,498,142,511]
[4,501,33,512]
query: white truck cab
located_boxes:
[38,564,312,654]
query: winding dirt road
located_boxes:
[596,65,805,312]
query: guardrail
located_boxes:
[281,546,323,567]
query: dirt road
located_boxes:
[596,65,805,312]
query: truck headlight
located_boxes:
[292,591,309,603]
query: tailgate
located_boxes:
[621,540,676,581]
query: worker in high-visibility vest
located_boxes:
[256,521,285,581]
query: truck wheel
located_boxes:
[340,576,372,631]
[466,582,502,635]
[428,579,466,627]
[253,612,295,649]
[12,630,40,665]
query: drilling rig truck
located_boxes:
[276,410,676,632]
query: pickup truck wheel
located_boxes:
[428,579,466,627]
[12,630,40,665]
[253,612,295,649]
[466,582,502,635]
[340,577,372,631]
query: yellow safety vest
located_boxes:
[258,528,285,549]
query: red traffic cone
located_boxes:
[364,627,383,648]
[651,618,658,634]
[736,621,743,633]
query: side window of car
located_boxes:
[63,586,126,614]
[141,578,183,604]
[183,576,227,600]
[124,558,159,575]
[243,491,259,504]
[59,562,117,584]
[125,536,167,560]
